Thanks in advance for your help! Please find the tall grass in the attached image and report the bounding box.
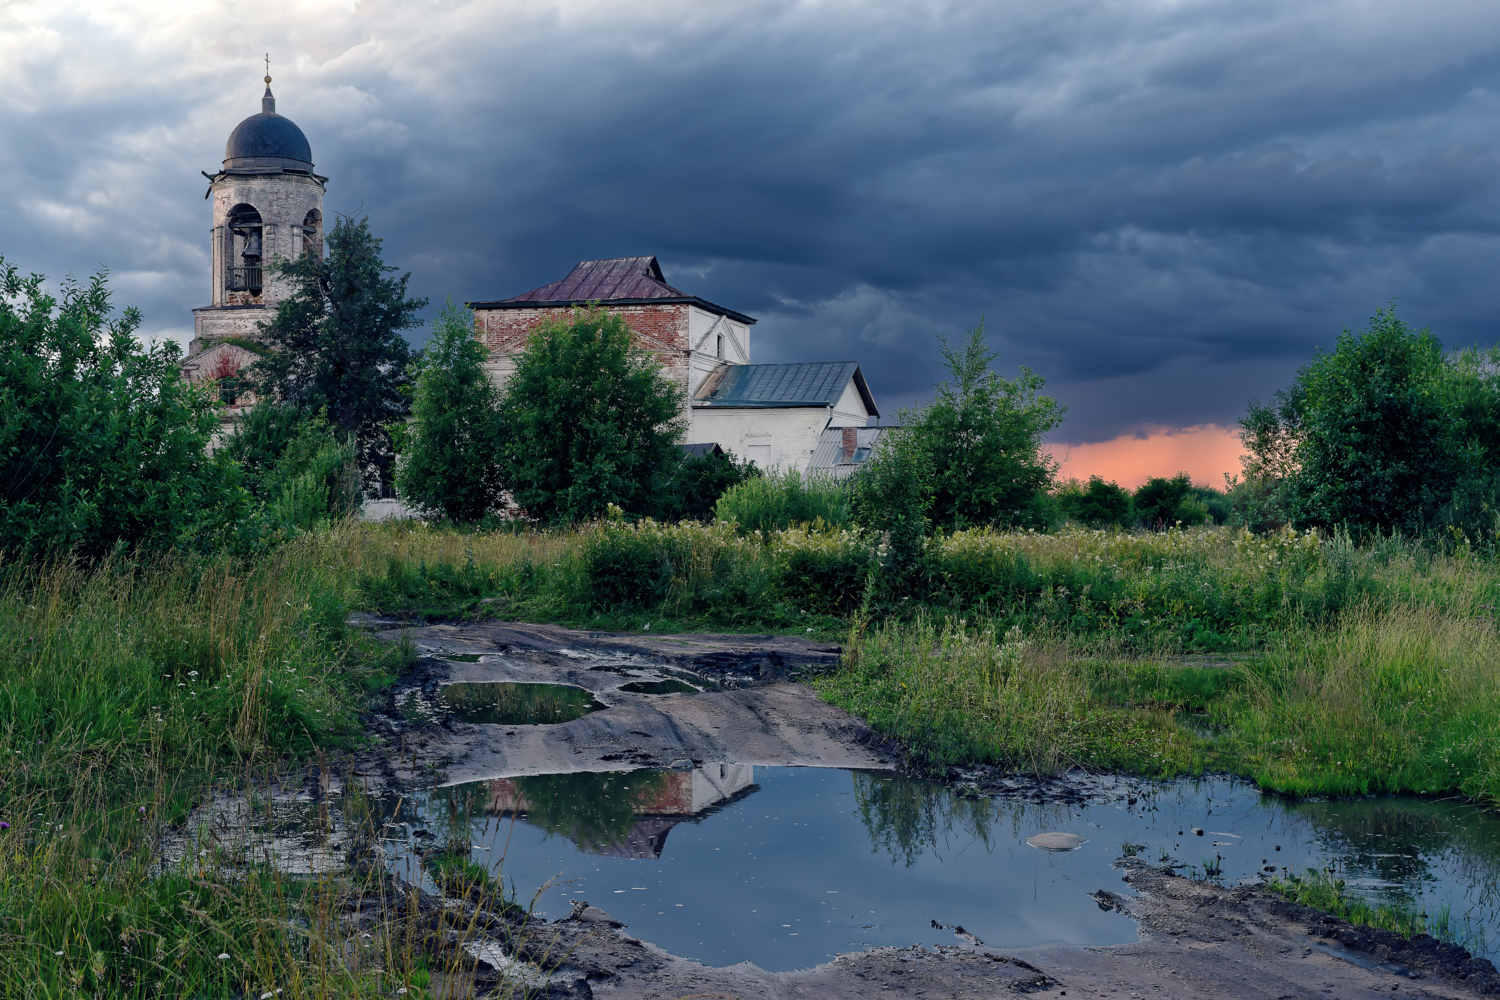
[0,544,537,997]
[818,600,1500,802]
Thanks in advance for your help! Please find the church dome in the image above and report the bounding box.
[221,81,314,169]
[225,113,312,164]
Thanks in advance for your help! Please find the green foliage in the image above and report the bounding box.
[852,427,932,586]
[0,258,255,558]
[1264,870,1428,938]
[223,406,360,532]
[651,448,759,522]
[1135,472,1206,528]
[1238,306,1500,537]
[499,308,686,524]
[773,526,878,615]
[394,298,506,521]
[902,321,1064,531]
[510,771,670,852]
[252,216,426,494]
[714,467,849,534]
[1056,476,1134,527]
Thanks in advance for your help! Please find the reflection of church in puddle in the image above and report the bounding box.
[485,765,755,859]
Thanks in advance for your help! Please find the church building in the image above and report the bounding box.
[469,257,882,473]
[182,77,887,477]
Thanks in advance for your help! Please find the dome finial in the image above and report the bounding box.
[262,54,275,114]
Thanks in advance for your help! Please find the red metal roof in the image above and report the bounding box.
[505,256,686,303]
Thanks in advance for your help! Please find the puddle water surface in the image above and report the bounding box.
[373,768,1500,971]
[436,682,606,726]
[617,679,699,695]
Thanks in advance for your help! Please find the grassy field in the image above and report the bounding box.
[4,518,1498,994]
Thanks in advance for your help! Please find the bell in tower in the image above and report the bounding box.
[188,69,328,357]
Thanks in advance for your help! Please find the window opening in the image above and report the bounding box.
[302,208,322,259]
[226,204,263,293]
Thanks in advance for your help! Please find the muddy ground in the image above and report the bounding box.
[349,618,1500,999]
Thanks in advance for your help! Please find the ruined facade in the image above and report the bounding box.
[469,257,880,472]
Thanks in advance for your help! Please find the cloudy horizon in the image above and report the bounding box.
[3,0,1498,485]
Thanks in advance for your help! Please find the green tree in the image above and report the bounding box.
[0,259,254,556]
[652,448,759,523]
[1057,475,1133,527]
[853,427,933,587]
[498,308,686,524]
[393,299,506,522]
[252,216,426,495]
[1238,306,1494,534]
[1134,472,1206,528]
[905,321,1064,531]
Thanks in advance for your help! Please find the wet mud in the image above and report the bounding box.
[357,619,892,786]
[333,619,1500,998]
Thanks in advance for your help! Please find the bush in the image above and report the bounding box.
[651,448,759,522]
[394,298,506,521]
[1056,475,1133,527]
[1134,472,1203,529]
[582,521,681,608]
[0,259,256,557]
[772,526,877,615]
[223,406,360,532]
[715,468,850,534]
[852,427,932,590]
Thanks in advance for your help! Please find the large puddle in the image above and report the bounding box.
[369,767,1500,971]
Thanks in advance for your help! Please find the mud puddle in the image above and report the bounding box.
[353,767,1500,971]
[437,682,606,725]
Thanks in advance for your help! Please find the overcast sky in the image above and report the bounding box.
[3,0,1499,452]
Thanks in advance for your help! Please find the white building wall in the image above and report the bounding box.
[689,406,834,472]
[830,380,872,426]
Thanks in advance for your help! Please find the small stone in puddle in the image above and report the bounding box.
[573,904,624,927]
[1026,832,1087,851]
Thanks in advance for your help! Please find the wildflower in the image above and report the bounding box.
[188,671,198,677]
[218,952,230,960]
[54,950,62,956]
[0,822,8,830]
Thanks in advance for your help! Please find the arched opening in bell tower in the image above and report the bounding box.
[227,203,264,294]
[302,209,323,259]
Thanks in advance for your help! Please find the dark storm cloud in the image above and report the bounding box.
[4,0,1500,440]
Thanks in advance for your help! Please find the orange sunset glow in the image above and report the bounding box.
[1046,424,1245,491]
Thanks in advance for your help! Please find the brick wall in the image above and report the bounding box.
[475,302,695,395]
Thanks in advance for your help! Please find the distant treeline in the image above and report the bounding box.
[6,214,1499,560]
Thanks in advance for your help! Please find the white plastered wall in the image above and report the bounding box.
[689,406,833,472]
[829,379,872,427]
[686,306,749,396]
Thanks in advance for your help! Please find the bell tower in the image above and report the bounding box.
[189,69,328,356]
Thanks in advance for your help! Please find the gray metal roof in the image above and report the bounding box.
[467,256,757,325]
[693,362,878,416]
[807,426,896,481]
[680,442,725,460]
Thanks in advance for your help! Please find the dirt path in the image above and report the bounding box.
[366,619,893,784]
[360,620,1499,999]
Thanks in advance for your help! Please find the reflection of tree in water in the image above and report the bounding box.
[428,782,494,854]
[439,682,603,725]
[513,771,669,853]
[854,772,1033,867]
[1289,797,1500,915]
